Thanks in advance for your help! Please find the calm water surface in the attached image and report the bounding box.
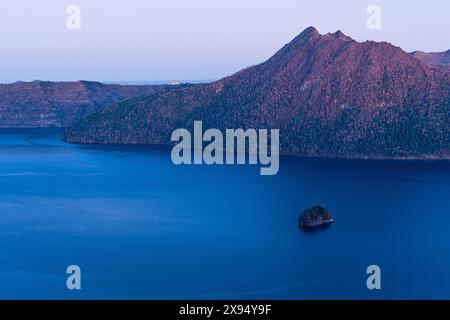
[0,129,449,299]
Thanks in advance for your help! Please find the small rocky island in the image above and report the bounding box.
[298,206,334,230]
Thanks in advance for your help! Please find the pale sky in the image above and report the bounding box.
[0,0,448,83]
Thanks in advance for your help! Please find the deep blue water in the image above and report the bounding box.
[0,128,449,299]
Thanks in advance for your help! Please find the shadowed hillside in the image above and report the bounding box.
[0,81,189,127]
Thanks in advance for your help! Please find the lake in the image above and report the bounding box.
[0,128,449,299]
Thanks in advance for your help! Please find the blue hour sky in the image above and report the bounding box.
[0,0,448,83]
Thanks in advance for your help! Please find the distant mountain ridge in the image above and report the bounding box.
[411,50,450,65]
[0,81,188,128]
[62,27,450,159]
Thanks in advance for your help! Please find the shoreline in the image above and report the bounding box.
[1,127,448,162]
[63,139,450,162]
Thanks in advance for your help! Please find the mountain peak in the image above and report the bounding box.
[333,30,352,40]
[295,27,355,44]
[321,30,353,41]
[63,28,450,160]
[272,26,321,58]
[299,26,319,38]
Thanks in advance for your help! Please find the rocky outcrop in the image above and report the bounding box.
[63,27,450,159]
[298,206,334,230]
[0,80,188,128]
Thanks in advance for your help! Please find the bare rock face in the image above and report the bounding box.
[298,206,334,230]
